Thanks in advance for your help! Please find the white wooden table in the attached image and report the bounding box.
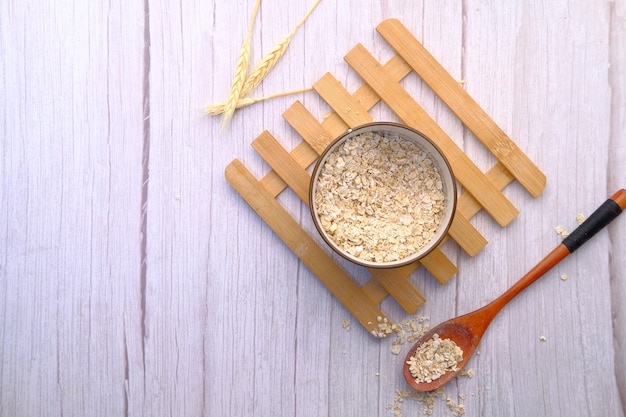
[2,1,625,416]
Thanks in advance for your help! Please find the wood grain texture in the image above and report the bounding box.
[1,1,625,417]
[252,131,311,203]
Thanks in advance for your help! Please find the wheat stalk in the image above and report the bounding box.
[205,87,313,116]
[209,0,321,124]
[239,0,321,98]
[220,0,261,128]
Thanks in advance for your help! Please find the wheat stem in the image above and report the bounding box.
[220,0,261,128]
[206,87,313,116]
[240,0,321,98]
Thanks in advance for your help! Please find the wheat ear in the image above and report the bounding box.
[239,0,321,98]
[205,87,313,116]
[220,0,261,128]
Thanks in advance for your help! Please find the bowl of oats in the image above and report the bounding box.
[309,122,456,269]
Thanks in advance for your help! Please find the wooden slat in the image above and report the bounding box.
[419,247,458,285]
[361,263,413,303]
[345,43,520,227]
[225,160,387,334]
[448,213,488,257]
[282,101,333,155]
[361,273,393,304]
[459,162,516,217]
[258,141,318,198]
[316,53,414,138]
[377,19,546,198]
[252,131,311,204]
[313,73,374,126]
[369,269,425,314]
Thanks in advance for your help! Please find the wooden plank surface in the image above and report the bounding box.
[252,131,312,204]
[1,1,625,416]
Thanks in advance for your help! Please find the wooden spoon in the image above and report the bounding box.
[404,189,626,391]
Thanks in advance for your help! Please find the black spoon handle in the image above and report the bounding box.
[562,189,626,253]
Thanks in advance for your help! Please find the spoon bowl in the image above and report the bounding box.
[403,189,626,391]
[403,321,476,391]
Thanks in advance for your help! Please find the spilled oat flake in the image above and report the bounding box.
[554,225,569,238]
[387,387,468,416]
[341,319,351,330]
[373,315,473,416]
[555,213,587,239]
[338,314,473,415]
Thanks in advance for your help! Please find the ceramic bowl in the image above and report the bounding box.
[309,122,457,269]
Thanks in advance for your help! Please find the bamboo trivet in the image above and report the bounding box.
[225,19,546,337]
